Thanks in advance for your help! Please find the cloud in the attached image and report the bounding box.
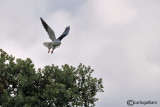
[72,0,160,106]
[0,0,160,107]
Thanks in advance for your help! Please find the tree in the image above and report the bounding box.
[0,49,104,107]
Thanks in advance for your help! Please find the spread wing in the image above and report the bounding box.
[57,26,70,41]
[40,17,56,41]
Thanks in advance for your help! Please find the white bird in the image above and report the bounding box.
[40,17,70,54]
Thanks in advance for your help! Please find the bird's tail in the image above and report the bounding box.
[43,42,52,48]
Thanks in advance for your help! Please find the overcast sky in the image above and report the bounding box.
[1,0,160,106]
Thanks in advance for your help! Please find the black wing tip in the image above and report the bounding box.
[40,17,44,22]
[40,17,49,31]
[67,26,70,28]
[66,26,70,30]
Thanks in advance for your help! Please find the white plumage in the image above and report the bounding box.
[40,17,70,54]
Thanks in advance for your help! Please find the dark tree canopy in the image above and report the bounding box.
[0,49,104,107]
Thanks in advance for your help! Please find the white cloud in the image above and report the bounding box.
[0,0,160,107]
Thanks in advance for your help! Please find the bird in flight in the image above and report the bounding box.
[40,17,70,54]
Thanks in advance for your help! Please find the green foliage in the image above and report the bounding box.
[0,49,104,107]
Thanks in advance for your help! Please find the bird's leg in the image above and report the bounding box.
[48,49,50,53]
[51,47,55,54]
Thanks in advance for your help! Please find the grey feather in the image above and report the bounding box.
[40,17,56,41]
[57,26,70,41]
